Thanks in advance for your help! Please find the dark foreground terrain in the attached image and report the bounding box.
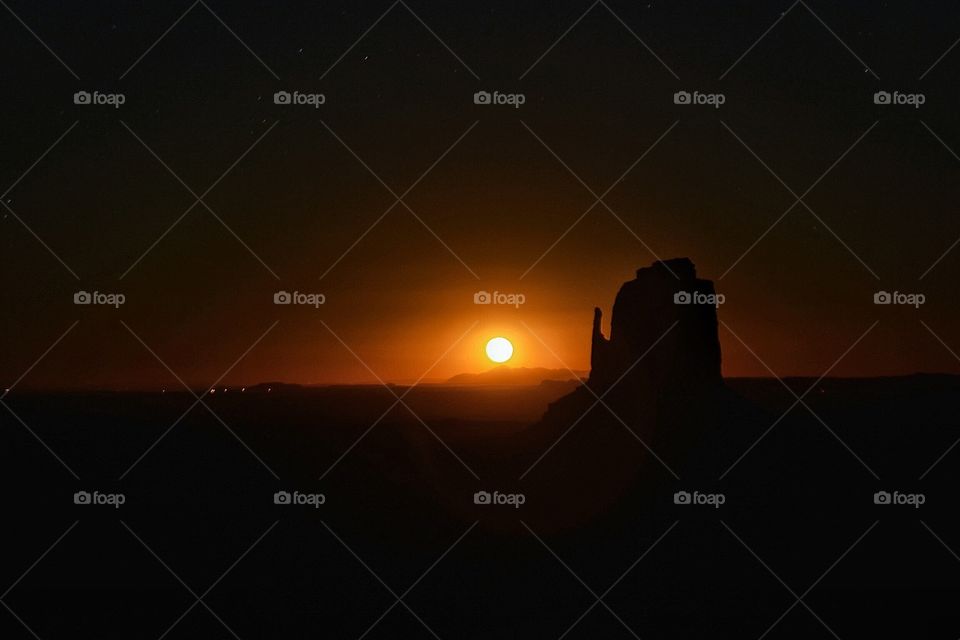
[2,375,959,638]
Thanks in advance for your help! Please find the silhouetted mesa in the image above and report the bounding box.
[590,258,722,395]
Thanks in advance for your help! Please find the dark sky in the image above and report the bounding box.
[2,0,960,388]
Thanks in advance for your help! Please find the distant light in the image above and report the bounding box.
[210,388,216,394]
[241,387,246,392]
[485,337,514,363]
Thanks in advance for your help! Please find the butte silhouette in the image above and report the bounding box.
[543,258,725,427]
[521,258,748,489]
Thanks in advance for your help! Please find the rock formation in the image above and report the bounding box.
[538,257,724,438]
[589,258,722,396]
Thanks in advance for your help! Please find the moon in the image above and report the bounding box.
[485,337,513,363]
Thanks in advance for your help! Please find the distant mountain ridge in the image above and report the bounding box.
[445,366,586,386]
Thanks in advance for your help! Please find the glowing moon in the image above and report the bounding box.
[485,337,513,363]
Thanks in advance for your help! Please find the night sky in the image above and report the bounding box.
[3,0,960,388]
